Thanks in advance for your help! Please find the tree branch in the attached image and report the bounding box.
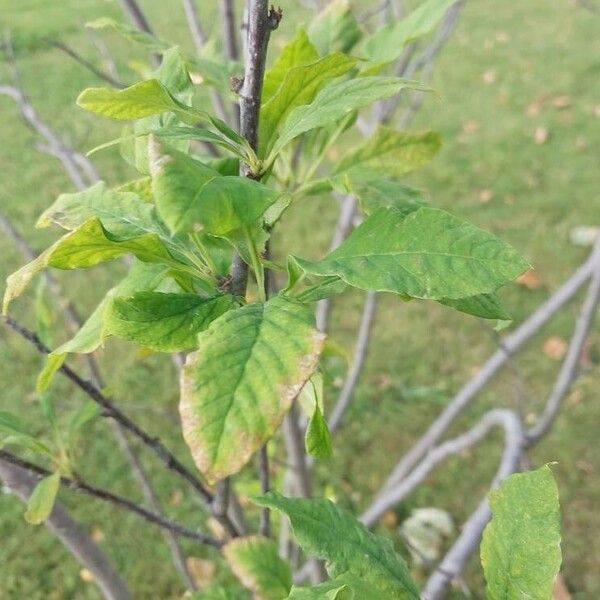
[221,0,241,61]
[181,0,232,125]
[0,457,131,600]
[50,40,125,88]
[421,412,524,599]
[328,292,379,434]
[258,444,271,536]
[3,316,216,506]
[0,450,223,548]
[0,212,195,590]
[229,0,280,293]
[527,238,600,444]
[360,409,524,528]
[375,247,598,495]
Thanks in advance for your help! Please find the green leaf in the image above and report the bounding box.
[105,292,238,352]
[153,125,244,156]
[307,0,362,56]
[481,465,562,600]
[288,574,373,599]
[36,354,66,393]
[37,181,162,238]
[54,262,172,355]
[3,218,179,314]
[0,412,52,455]
[363,0,459,64]
[77,79,202,123]
[263,30,320,102]
[86,17,171,54]
[150,139,279,235]
[294,207,529,300]
[180,297,324,483]
[347,176,425,216]
[67,401,101,442]
[271,77,429,156]
[117,177,154,202]
[254,493,419,599]
[333,129,441,180]
[260,53,358,156]
[439,293,511,320]
[24,473,61,525]
[0,411,28,436]
[305,404,333,459]
[223,536,293,600]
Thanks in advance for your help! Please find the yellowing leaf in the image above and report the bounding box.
[24,473,61,525]
[223,536,292,600]
[180,297,324,483]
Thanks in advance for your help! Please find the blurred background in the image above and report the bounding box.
[1,0,599,597]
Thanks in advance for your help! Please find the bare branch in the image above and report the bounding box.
[0,457,131,600]
[0,35,99,191]
[360,409,524,528]
[119,0,160,66]
[376,248,598,495]
[315,194,359,331]
[88,29,123,85]
[421,413,523,599]
[3,316,216,506]
[221,0,241,61]
[258,445,271,536]
[50,40,125,88]
[382,1,465,126]
[527,239,600,444]
[328,292,379,434]
[181,0,232,124]
[182,0,207,48]
[0,450,222,548]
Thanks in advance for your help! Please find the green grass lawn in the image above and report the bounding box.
[1,1,599,598]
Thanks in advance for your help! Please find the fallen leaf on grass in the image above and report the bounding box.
[186,557,216,589]
[534,126,550,144]
[543,336,568,360]
[517,270,542,290]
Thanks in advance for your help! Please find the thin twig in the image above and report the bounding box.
[315,194,359,332]
[50,39,125,88]
[3,316,216,506]
[221,0,241,61]
[258,445,271,536]
[0,450,223,548]
[119,0,160,66]
[88,29,123,85]
[0,458,132,600]
[181,0,231,124]
[0,85,92,190]
[328,292,379,434]
[360,410,524,528]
